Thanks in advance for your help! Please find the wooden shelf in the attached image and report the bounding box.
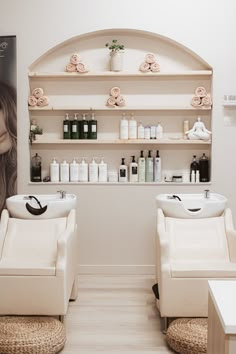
[31,138,211,145]
[28,181,211,186]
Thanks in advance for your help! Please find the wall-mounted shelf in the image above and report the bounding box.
[28,181,212,186]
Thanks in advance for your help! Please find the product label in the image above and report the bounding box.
[72,125,77,133]
[92,125,97,133]
[64,125,68,133]
[84,124,88,133]
[132,166,138,175]
[120,169,126,177]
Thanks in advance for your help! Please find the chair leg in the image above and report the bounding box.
[59,315,65,323]
[161,317,170,334]
[70,277,78,301]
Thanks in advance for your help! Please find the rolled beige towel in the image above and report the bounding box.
[191,96,203,107]
[116,95,125,107]
[76,62,89,73]
[202,94,212,107]
[139,62,150,73]
[37,96,49,107]
[66,63,77,72]
[150,62,160,72]
[110,86,121,98]
[195,86,207,98]
[28,95,38,107]
[145,53,156,64]
[32,87,44,98]
[70,53,80,65]
[106,96,116,107]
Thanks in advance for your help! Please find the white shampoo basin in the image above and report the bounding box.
[6,193,77,219]
[156,193,227,218]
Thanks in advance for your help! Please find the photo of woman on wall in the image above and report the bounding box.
[0,80,17,214]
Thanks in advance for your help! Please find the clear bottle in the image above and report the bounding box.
[137,122,145,139]
[145,150,154,182]
[154,150,162,182]
[183,120,189,139]
[156,122,163,139]
[71,113,79,139]
[128,113,137,139]
[50,157,59,182]
[79,157,88,182]
[80,113,89,139]
[119,158,128,182]
[120,113,128,140]
[31,153,42,182]
[129,156,138,182]
[144,126,151,139]
[190,155,199,182]
[138,150,146,183]
[63,113,71,139]
[89,112,97,139]
[60,160,69,182]
[98,157,108,182]
[89,157,99,182]
[70,158,79,182]
[150,126,156,139]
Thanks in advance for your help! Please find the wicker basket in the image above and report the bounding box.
[0,316,66,354]
[166,318,208,354]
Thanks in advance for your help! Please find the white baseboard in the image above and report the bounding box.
[78,264,155,275]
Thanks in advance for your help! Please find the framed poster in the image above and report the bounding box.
[0,36,17,214]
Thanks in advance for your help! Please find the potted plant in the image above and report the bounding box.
[105,39,124,72]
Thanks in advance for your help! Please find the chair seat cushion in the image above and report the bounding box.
[0,260,55,276]
[171,261,236,278]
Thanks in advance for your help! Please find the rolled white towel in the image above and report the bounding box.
[70,53,80,65]
[37,96,49,107]
[32,87,44,99]
[139,62,150,73]
[65,63,77,72]
[116,95,125,107]
[76,62,89,73]
[191,96,203,107]
[202,94,212,107]
[28,95,38,107]
[195,86,207,98]
[145,53,156,64]
[150,62,160,72]
[106,96,116,107]
[110,86,121,98]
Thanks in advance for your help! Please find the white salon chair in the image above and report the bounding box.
[0,208,78,316]
[156,208,236,322]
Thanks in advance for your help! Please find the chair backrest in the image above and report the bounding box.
[165,216,230,262]
[2,217,67,263]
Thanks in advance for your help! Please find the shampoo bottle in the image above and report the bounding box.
[128,113,137,139]
[63,113,71,139]
[199,153,209,182]
[145,150,154,182]
[89,112,97,139]
[129,156,138,182]
[120,113,128,140]
[31,153,42,182]
[71,113,79,139]
[119,158,128,182]
[89,157,99,182]
[154,150,162,182]
[156,122,163,139]
[98,157,108,182]
[60,160,69,182]
[190,155,199,182]
[138,150,146,183]
[138,122,145,139]
[70,158,79,182]
[80,113,89,139]
[79,157,88,182]
[50,157,59,182]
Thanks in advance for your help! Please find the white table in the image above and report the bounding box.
[208,280,236,354]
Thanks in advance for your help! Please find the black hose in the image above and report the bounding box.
[28,195,43,209]
[172,195,182,201]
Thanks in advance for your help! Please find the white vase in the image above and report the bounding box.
[110,51,124,72]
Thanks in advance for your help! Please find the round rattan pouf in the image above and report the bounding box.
[166,318,208,354]
[0,316,66,354]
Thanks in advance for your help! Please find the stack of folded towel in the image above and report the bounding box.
[139,53,160,73]
[191,86,212,108]
[65,53,89,73]
[28,88,49,107]
[106,86,125,107]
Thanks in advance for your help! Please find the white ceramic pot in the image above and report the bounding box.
[110,51,124,72]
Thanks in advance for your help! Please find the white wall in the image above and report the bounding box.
[1,0,235,274]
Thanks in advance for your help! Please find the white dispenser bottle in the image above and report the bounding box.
[120,113,128,140]
[138,150,146,182]
[156,122,163,139]
[79,157,88,182]
[60,160,69,182]
[98,157,108,182]
[129,155,138,182]
[154,150,162,182]
[89,157,99,182]
[70,158,79,182]
[50,158,59,182]
[128,113,137,139]
[138,122,145,139]
[119,158,128,182]
[145,150,154,182]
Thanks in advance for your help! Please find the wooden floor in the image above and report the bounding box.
[62,275,173,353]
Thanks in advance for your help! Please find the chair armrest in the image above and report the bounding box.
[156,208,170,262]
[0,209,9,259]
[225,208,236,262]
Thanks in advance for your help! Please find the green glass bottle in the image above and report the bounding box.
[88,112,97,139]
[63,113,71,139]
[80,113,89,139]
[71,113,79,139]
